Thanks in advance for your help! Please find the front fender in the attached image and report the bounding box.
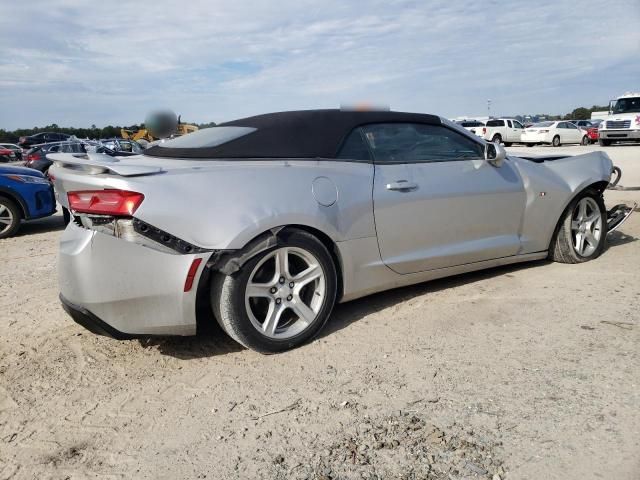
[510,151,612,254]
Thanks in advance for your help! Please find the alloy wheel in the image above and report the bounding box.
[571,197,602,257]
[0,204,14,235]
[244,247,326,339]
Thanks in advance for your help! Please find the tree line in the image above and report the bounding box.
[0,121,217,144]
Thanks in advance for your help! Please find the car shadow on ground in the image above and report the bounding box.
[16,214,66,236]
[143,229,637,360]
[605,229,637,249]
[321,261,547,340]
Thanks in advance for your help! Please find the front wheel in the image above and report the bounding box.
[581,135,589,146]
[211,229,337,353]
[550,191,606,263]
[0,197,21,239]
[552,135,561,147]
[598,138,612,146]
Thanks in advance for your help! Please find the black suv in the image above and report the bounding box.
[18,132,71,148]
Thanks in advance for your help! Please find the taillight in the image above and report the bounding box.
[26,153,39,162]
[539,129,549,133]
[67,190,144,216]
[482,127,486,134]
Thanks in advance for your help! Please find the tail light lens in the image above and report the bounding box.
[26,153,39,162]
[68,190,144,216]
[482,127,486,134]
[539,129,549,133]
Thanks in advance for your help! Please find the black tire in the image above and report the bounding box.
[492,134,502,144]
[581,135,589,146]
[0,196,21,239]
[598,138,612,146]
[549,189,606,264]
[552,135,561,147]
[211,229,338,353]
[504,142,513,147]
[526,143,535,147]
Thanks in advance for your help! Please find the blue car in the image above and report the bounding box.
[0,164,57,238]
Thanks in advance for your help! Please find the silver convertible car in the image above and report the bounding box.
[49,110,630,353]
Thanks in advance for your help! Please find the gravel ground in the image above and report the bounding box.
[0,145,639,480]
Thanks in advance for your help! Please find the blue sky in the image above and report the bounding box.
[0,0,638,129]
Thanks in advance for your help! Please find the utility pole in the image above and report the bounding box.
[487,99,492,119]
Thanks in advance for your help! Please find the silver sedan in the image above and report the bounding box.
[49,110,625,353]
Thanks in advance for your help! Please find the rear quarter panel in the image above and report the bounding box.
[55,158,376,250]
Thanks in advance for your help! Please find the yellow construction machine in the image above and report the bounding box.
[121,111,198,142]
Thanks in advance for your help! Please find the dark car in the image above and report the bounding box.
[24,142,86,174]
[0,164,56,238]
[18,132,71,148]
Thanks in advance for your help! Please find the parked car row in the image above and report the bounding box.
[455,118,602,147]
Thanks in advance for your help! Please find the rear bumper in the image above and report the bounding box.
[60,294,136,339]
[520,134,550,144]
[59,222,208,336]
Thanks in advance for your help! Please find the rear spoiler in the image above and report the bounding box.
[47,152,163,177]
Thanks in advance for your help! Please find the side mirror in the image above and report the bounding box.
[485,142,506,167]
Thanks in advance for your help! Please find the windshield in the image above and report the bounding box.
[613,97,640,114]
[531,121,554,128]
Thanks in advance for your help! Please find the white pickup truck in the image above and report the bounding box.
[598,92,640,146]
[483,118,525,146]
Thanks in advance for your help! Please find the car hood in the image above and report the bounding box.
[0,164,46,177]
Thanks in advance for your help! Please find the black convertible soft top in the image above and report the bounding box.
[145,109,442,159]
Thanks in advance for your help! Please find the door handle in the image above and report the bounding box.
[386,180,418,191]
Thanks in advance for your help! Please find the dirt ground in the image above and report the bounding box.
[1,145,638,480]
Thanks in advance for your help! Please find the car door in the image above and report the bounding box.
[365,123,526,274]
[565,122,582,143]
[555,122,568,142]
[511,120,524,142]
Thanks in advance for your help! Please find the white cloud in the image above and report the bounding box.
[0,0,638,128]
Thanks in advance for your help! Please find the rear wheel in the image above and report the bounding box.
[0,197,21,239]
[211,229,337,353]
[552,135,561,147]
[598,138,612,146]
[581,135,589,146]
[550,190,606,264]
[492,134,502,144]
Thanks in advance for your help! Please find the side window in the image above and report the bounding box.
[557,122,566,129]
[336,129,372,161]
[513,120,524,129]
[48,145,60,153]
[507,120,512,128]
[360,123,485,164]
[567,123,578,130]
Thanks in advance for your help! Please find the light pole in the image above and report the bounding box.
[487,99,492,119]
